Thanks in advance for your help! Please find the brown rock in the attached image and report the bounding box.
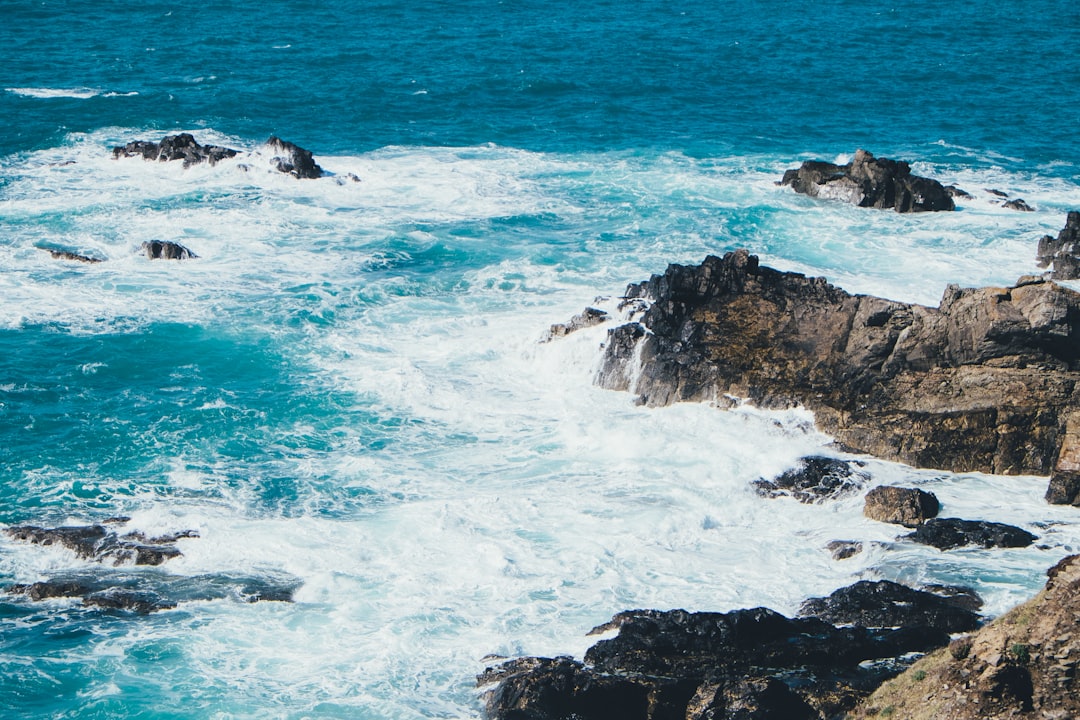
[863,486,940,527]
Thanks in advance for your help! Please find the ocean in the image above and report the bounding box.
[2,1,1080,717]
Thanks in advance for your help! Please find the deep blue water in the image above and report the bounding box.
[3,2,1080,718]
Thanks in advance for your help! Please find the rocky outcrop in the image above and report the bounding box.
[544,306,610,341]
[44,248,103,263]
[905,518,1037,550]
[849,554,1080,719]
[780,149,955,212]
[479,582,966,720]
[1037,211,1080,281]
[5,521,194,566]
[142,240,197,260]
[863,486,940,527]
[266,135,324,179]
[112,133,238,167]
[797,580,982,633]
[594,250,1080,505]
[753,456,868,503]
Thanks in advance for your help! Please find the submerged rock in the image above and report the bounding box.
[593,249,1080,505]
[142,240,197,260]
[753,455,868,503]
[863,485,940,527]
[44,248,103,263]
[825,539,864,560]
[905,517,1037,550]
[5,522,194,566]
[1037,210,1080,281]
[849,555,1080,719]
[780,149,955,212]
[1003,197,1034,212]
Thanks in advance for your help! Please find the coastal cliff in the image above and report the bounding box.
[595,250,1080,505]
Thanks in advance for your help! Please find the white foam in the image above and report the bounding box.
[5,87,136,99]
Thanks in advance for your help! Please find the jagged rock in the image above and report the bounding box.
[481,601,957,720]
[266,136,323,179]
[544,306,609,341]
[753,456,868,503]
[112,133,238,167]
[1003,198,1034,212]
[905,517,1037,550]
[780,149,955,212]
[826,540,863,560]
[849,554,1080,719]
[1037,211,1080,281]
[798,580,982,633]
[863,485,940,527]
[5,522,193,566]
[594,249,1080,505]
[142,240,197,260]
[45,248,103,263]
[922,583,985,612]
[945,184,973,199]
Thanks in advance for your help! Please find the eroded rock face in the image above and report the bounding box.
[780,149,955,212]
[1037,211,1080,280]
[479,597,959,720]
[905,517,1037,550]
[850,555,1080,720]
[863,485,940,527]
[593,250,1080,504]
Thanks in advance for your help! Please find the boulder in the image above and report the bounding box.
[266,136,324,179]
[753,456,868,503]
[1003,198,1034,212]
[591,250,1080,505]
[797,580,982,633]
[1037,211,1080,281]
[849,555,1080,719]
[544,306,609,341]
[5,522,194,566]
[112,132,238,167]
[904,518,1037,550]
[142,240,197,260]
[780,149,955,212]
[863,485,939,527]
[825,540,864,560]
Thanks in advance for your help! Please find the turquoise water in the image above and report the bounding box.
[3,2,1080,718]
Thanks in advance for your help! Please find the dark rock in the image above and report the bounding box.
[945,185,973,199]
[594,249,1080,504]
[112,133,238,168]
[481,603,955,720]
[5,522,192,566]
[266,136,324,179]
[826,540,864,560]
[863,485,940,527]
[798,580,982,633]
[753,456,868,503]
[544,306,610,341]
[142,240,197,260]
[986,188,1011,198]
[83,588,177,614]
[921,584,985,612]
[45,249,103,263]
[8,579,92,601]
[1003,198,1034,212]
[1037,211,1080,281]
[780,149,955,212]
[904,517,1037,550]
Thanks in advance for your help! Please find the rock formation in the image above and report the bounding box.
[1037,211,1080,280]
[797,580,983,633]
[142,240,197,260]
[753,455,868,503]
[44,248,103,263]
[863,486,940,527]
[593,250,1080,505]
[905,518,1037,550]
[266,135,324,179]
[849,554,1080,719]
[5,521,194,566]
[780,149,955,212]
[479,580,974,720]
[112,132,238,167]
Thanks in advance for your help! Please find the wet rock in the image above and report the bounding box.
[798,580,983,633]
[945,184,973,199]
[904,517,1037,550]
[44,248,103,263]
[544,306,609,341]
[754,456,868,503]
[266,136,324,179]
[142,240,197,260]
[826,540,863,560]
[921,583,985,612]
[593,249,1080,505]
[863,485,940,527]
[481,604,955,720]
[112,132,238,167]
[5,522,192,566]
[1037,211,1080,281]
[780,149,955,212]
[1003,198,1034,212]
